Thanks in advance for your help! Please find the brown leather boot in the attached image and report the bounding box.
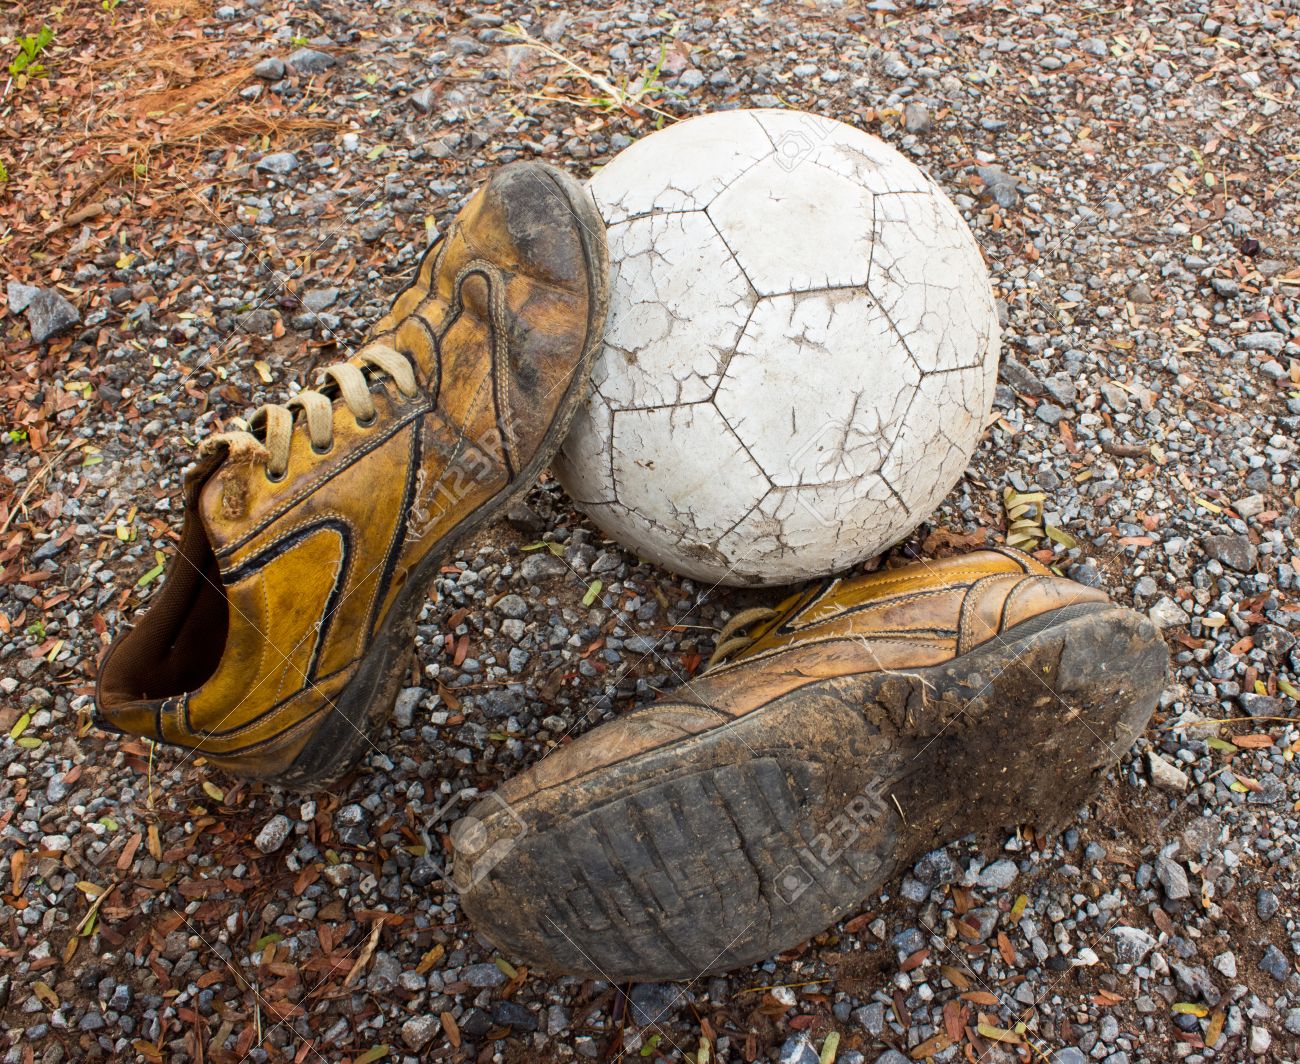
[96,162,609,787]
[452,548,1167,980]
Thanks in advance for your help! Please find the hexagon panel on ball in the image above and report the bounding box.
[556,109,1000,587]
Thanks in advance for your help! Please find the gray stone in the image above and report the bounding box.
[1259,945,1291,982]
[300,287,338,312]
[875,1052,910,1064]
[1044,376,1077,406]
[1155,853,1190,900]
[253,57,285,80]
[1100,381,1129,412]
[902,101,931,133]
[777,1034,819,1064]
[255,152,299,176]
[238,308,279,334]
[1283,1009,1300,1036]
[853,1001,885,1035]
[1254,625,1294,658]
[1111,926,1157,966]
[976,165,1019,205]
[1172,962,1219,1005]
[401,1015,439,1050]
[26,289,81,343]
[1147,753,1189,793]
[1238,331,1285,354]
[1233,493,1266,518]
[892,926,927,956]
[289,48,337,74]
[411,87,436,113]
[491,1001,537,1031]
[496,594,529,619]
[1000,356,1047,396]
[504,500,544,532]
[1035,402,1068,425]
[366,951,401,992]
[978,859,1019,890]
[463,962,507,988]
[1239,692,1285,719]
[1068,558,1102,587]
[7,280,40,312]
[909,848,958,889]
[962,907,999,943]
[393,687,423,728]
[254,814,292,854]
[1052,1050,1087,1064]
[334,803,369,847]
[1202,534,1257,572]
[1148,596,1189,629]
[629,983,682,1026]
[1257,888,1280,920]
[520,552,568,582]
[900,875,929,902]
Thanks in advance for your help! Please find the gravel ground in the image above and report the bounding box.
[2,0,1299,1062]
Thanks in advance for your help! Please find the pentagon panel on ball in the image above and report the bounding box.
[557,109,1000,587]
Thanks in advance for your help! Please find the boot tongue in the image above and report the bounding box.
[184,440,259,565]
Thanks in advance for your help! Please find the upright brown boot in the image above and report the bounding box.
[453,548,1167,980]
[97,162,609,787]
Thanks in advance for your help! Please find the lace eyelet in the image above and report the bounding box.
[265,467,287,484]
[311,439,334,456]
[355,411,378,428]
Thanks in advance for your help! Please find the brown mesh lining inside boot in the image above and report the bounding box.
[98,509,229,707]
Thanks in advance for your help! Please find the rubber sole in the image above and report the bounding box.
[455,604,1168,980]
[271,166,610,790]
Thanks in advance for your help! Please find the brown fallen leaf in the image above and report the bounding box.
[441,1010,460,1048]
[940,964,971,990]
[344,918,386,987]
[942,999,965,1042]
[910,1032,951,1059]
[923,527,990,554]
[996,931,1018,967]
[1206,1007,1225,1047]
[1232,733,1274,749]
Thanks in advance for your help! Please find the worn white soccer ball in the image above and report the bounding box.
[557,109,1000,586]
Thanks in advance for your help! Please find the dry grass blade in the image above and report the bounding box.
[501,23,680,121]
[2,1,335,267]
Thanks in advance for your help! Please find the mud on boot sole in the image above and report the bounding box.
[455,603,1168,981]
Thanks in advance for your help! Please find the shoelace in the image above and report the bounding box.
[204,344,419,480]
[706,605,779,670]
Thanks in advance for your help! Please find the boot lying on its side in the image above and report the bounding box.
[453,547,1167,981]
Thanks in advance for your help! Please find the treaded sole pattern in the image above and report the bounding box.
[456,605,1168,980]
